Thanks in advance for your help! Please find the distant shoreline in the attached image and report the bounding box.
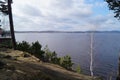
[15,31,120,33]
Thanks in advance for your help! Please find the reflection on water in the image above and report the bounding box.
[15,33,119,80]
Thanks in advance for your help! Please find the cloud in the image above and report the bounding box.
[11,0,120,31]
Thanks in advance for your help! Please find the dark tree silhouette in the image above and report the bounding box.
[105,0,120,20]
[0,0,16,49]
[0,0,8,15]
[8,0,16,49]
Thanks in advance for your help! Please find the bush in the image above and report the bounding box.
[43,46,59,64]
[43,45,52,62]
[51,51,60,64]
[30,41,44,60]
[43,46,73,69]
[76,65,82,74]
[16,41,30,52]
[16,41,44,60]
[59,55,73,70]
[0,39,12,48]
[16,41,74,70]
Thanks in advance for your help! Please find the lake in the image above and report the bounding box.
[15,32,119,80]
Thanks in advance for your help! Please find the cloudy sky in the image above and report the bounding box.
[11,0,120,31]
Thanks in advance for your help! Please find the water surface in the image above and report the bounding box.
[15,33,119,80]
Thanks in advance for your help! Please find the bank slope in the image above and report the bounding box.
[0,49,100,80]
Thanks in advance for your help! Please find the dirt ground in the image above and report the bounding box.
[0,49,100,80]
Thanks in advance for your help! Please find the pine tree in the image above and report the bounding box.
[105,0,120,20]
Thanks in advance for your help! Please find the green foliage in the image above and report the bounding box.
[76,65,82,74]
[105,0,120,20]
[59,55,73,70]
[43,45,52,62]
[16,41,74,70]
[16,41,44,60]
[0,39,12,48]
[0,0,9,15]
[16,41,30,52]
[51,51,60,64]
[43,45,60,64]
[43,45,73,69]
[30,41,44,59]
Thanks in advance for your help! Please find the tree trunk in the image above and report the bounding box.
[8,0,16,49]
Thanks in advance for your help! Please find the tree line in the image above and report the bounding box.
[16,41,74,70]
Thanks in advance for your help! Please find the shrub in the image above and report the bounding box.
[76,65,82,74]
[43,45,52,62]
[16,41,74,70]
[43,46,74,69]
[16,41,30,52]
[51,51,60,64]
[43,45,59,63]
[59,55,73,70]
[0,40,12,48]
[30,41,44,60]
[16,41,44,60]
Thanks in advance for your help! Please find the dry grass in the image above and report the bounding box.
[0,49,100,80]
